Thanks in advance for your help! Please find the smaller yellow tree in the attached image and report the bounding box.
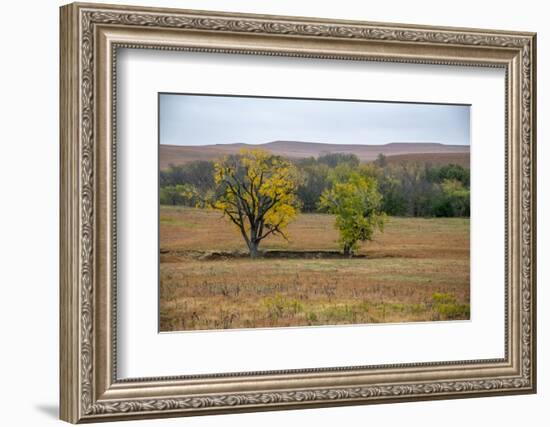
[212,149,300,258]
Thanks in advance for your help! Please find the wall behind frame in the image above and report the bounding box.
[0,0,545,426]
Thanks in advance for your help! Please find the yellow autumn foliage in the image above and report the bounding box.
[212,149,301,256]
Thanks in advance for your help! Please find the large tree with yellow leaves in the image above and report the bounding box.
[212,150,301,258]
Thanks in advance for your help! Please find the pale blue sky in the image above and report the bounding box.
[159,93,470,146]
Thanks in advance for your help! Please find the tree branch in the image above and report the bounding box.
[223,208,251,248]
[258,219,288,242]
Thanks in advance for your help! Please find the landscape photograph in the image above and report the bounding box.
[158,93,471,332]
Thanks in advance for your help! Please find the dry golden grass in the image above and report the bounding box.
[160,206,470,331]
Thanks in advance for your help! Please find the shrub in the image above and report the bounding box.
[431,292,470,320]
[262,294,303,319]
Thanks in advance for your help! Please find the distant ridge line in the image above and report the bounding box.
[160,140,470,169]
[166,140,467,149]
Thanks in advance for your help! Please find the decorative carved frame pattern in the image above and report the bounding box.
[60,2,536,423]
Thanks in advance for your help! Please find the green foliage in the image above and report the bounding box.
[431,292,470,320]
[160,161,215,207]
[296,162,330,212]
[159,151,470,219]
[432,179,470,217]
[374,153,388,167]
[376,162,470,217]
[378,174,407,215]
[319,171,386,255]
[432,292,456,305]
[159,184,205,207]
[317,153,360,168]
[427,164,470,187]
[262,294,303,319]
[306,312,318,324]
[294,154,360,212]
[160,161,215,191]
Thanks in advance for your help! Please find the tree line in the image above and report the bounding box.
[160,152,470,218]
[160,150,469,257]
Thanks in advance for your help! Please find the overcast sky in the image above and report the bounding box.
[159,94,470,146]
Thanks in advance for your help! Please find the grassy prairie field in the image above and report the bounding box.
[160,206,470,331]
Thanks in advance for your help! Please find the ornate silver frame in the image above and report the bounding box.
[60,2,537,423]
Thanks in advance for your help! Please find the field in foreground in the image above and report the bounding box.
[160,207,470,331]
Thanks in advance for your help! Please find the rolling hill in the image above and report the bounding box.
[160,140,470,169]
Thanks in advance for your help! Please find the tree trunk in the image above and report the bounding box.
[343,244,353,258]
[248,241,260,259]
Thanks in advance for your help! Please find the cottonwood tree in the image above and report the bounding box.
[212,150,300,258]
[320,171,386,256]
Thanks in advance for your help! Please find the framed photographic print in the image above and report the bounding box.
[60,2,537,423]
